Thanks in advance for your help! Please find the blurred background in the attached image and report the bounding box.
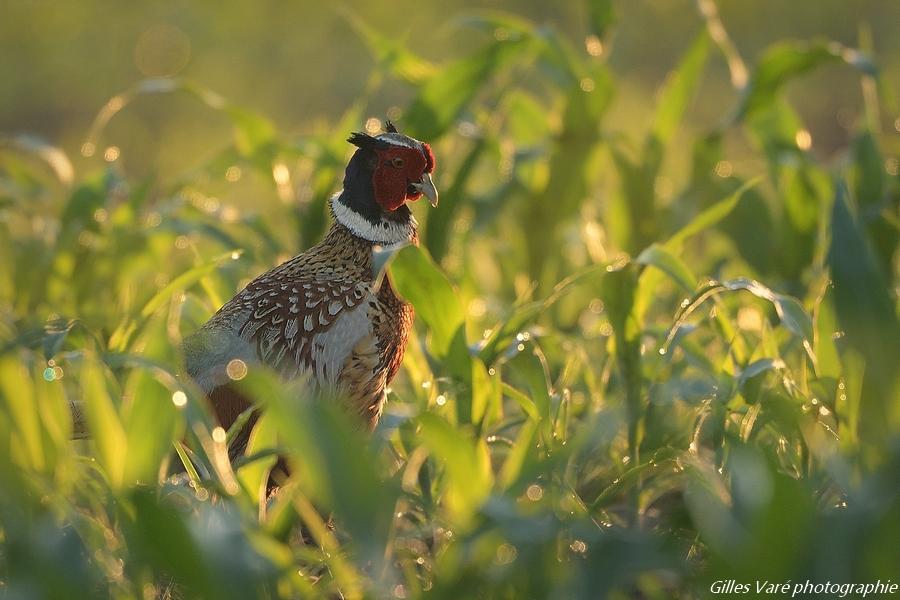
[3,0,898,176]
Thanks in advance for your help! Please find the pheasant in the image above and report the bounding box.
[184,122,437,449]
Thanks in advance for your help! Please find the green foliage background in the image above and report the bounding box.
[1,1,898,598]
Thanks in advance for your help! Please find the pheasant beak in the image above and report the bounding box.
[412,172,439,207]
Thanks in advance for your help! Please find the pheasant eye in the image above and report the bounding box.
[391,157,405,168]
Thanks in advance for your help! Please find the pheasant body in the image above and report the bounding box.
[184,124,437,439]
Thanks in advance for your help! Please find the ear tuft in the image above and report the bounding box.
[347,132,380,151]
[384,120,399,134]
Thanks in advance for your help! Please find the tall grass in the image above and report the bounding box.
[1,2,898,598]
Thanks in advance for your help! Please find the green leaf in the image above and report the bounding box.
[404,34,532,140]
[600,262,643,461]
[850,131,896,275]
[33,368,71,467]
[666,278,813,350]
[86,78,282,168]
[745,99,805,168]
[634,244,697,324]
[471,357,500,428]
[501,382,540,422]
[124,490,231,598]
[237,412,279,508]
[738,40,877,120]
[506,345,552,424]
[650,32,710,149]
[42,318,77,361]
[140,250,242,319]
[418,412,492,524]
[776,163,832,278]
[850,131,885,212]
[81,357,127,488]
[244,373,398,560]
[586,0,616,40]
[225,106,278,161]
[828,184,900,455]
[736,358,785,390]
[812,284,841,382]
[526,63,612,280]
[58,174,107,246]
[665,178,760,251]
[3,134,74,186]
[389,245,465,359]
[479,264,605,364]
[121,315,180,486]
[499,418,539,489]
[425,137,486,263]
[591,450,678,509]
[342,10,435,84]
[636,244,696,292]
[0,357,44,472]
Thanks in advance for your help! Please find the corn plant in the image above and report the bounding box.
[0,1,897,598]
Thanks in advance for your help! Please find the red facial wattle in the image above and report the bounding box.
[422,142,435,174]
[372,144,436,211]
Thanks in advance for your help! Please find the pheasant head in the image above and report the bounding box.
[334,122,438,244]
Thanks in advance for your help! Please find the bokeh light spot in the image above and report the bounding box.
[226,358,247,381]
[495,543,517,564]
[585,35,604,56]
[225,166,242,182]
[172,391,187,407]
[715,160,733,178]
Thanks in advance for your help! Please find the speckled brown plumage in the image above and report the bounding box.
[185,218,418,439]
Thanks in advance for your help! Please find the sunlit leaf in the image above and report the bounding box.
[0,356,44,472]
[121,315,181,486]
[526,62,612,279]
[636,244,696,292]
[418,412,492,524]
[404,33,534,140]
[499,418,539,489]
[738,40,877,120]
[389,245,465,359]
[1,134,74,186]
[140,250,242,319]
[244,372,399,561]
[664,277,813,354]
[237,412,278,510]
[665,177,760,251]
[342,10,436,84]
[634,244,697,323]
[650,32,710,149]
[80,357,127,488]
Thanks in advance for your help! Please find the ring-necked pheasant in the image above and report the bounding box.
[184,121,437,450]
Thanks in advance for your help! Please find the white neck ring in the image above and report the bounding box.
[331,193,417,244]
